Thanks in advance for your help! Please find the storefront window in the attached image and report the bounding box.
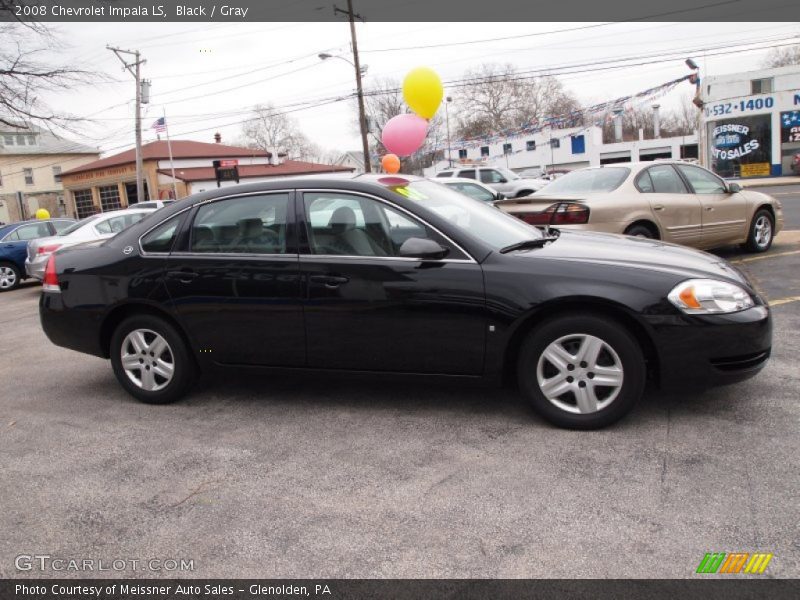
[780,111,800,176]
[709,114,771,178]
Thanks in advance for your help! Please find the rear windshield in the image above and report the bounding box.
[535,167,629,195]
[59,216,98,236]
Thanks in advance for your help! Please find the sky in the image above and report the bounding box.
[22,20,800,158]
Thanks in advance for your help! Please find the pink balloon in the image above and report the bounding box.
[381,113,428,157]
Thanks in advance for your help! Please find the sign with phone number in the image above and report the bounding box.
[705,97,775,117]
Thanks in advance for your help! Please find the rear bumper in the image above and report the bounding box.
[39,292,106,358]
[644,305,772,389]
[25,256,48,281]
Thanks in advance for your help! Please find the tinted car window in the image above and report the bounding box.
[449,182,495,202]
[635,170,655,193]
[191,194,289,254]
[95,213,148,235]
[52,220,75,233]
[141,215,184,253]
[304,192,445,258]
[648,165,688,194]
[12,222,51,241]
[435,171,453,178]
[480,169,506,184]
[458,169,476,180]
[537,168,629,195]
[676,164,727,194]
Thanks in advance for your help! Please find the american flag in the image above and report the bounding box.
[151,117,166,133]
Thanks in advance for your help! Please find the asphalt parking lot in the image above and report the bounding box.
[1,227,799,579]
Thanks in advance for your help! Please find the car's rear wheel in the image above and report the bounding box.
[517,314,646,429]
[744,209,774,253]
[624,223,657,239]
[0,262,21,292]
[110,314,197,404]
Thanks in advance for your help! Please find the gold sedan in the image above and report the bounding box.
[496,161,784,252]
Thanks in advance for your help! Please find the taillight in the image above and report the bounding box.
[37,244,62,256]
[516,202,590,226]
[43,255,60,293]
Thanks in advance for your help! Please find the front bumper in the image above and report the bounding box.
[25,255,48,281]
[644,305,772,389]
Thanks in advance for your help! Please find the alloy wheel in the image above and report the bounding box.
[536,333,624,414]
[0,266,17,290]
[754,215,772,249]
[120,328,175,392]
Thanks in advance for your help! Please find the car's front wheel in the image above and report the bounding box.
[0,262,21,292]
[744,209,774,253]
[517,314,646,429]
[110,314,197,404]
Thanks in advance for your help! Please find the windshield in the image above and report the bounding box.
[383,179,541,249]
[497,167,520,181]
[58,216,97,236]
[536,167,629,195]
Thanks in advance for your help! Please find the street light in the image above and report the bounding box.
[319,52,371,172]
[686,57,704,166]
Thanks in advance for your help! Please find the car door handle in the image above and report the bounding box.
[653,205,664,211]
[309,274,350,288]
[166,269,199,283]
[705,206,714,211]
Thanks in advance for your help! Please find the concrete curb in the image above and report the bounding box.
[738,177,800,188]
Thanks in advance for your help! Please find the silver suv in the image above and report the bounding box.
[435,166,547,197]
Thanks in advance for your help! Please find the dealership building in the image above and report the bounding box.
[701,64,800,178]
[60,138,353,219]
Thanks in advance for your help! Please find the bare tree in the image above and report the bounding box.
[762,44,800,68]
[663,92,699,137]
[0,21,93,130]
[241,103,310,159]
[454,63,582,139]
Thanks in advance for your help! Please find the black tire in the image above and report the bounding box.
[743,209,774,253]
[110,314,197,404]
[0,261,22,292]
[624,223,658,239]
[515,189,534,198]
[517,314,646,429]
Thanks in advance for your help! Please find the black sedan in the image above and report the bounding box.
[39,175,772,429]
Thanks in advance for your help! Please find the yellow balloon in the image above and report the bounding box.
[403,67,443,120]
[35,208,51,220]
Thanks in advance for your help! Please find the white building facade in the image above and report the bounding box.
[701,64,800,178]
[425,125,698,177]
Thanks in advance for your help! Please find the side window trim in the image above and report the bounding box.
[138,206,193,256]
[297,189,475,263]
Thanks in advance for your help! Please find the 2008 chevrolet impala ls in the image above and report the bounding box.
[39,175,771,429]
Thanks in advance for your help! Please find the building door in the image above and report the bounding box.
[125,181,150,205]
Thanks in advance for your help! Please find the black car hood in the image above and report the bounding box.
[514,229,748,285]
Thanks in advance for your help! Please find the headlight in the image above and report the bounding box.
[668,279,754,314]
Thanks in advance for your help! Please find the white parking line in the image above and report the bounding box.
[770,296,800,307]
[731,249,800,264]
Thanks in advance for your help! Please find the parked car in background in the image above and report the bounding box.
[435,177,505,202]
[519,168,570,181]
[133,200,175,209]
[0,218,75,292]
[25,208,156,281]
[435,165,548,197]
[496,161,784,253]
[40,175,771,429]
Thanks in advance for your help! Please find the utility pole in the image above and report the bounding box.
[334,1,371,173]
[445,96,453,167]
[108,46,146,203]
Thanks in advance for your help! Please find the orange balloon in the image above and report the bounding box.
[381,153,401,174]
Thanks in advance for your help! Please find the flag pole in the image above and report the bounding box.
[163,108,179,200]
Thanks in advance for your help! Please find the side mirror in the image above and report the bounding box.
[727,182,742,193]
[498,177,507,183]
[398,237,449,260]
[495,192,505,200]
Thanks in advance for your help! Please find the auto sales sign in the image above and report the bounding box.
[711,124,760,160]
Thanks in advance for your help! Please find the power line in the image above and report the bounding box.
[359,0,742,53]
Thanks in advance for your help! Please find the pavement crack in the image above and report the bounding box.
[170,479,223,508]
